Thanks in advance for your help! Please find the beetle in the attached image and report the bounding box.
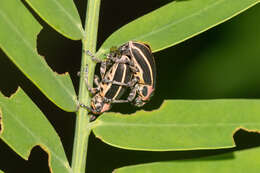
[121,41,156,106]
[80,59,132,115]
[85,41,156,107]
[103,41,156,107]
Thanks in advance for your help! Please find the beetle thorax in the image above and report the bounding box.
[91,94,111,114]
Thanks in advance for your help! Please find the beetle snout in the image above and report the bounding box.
[138,85,155,101]
[134,96,146,107]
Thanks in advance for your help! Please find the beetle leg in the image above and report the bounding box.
[122,77,138,87]
[85,50,103,63]
[102,79,133,87]
[126,77,139,88]
[122,49,132,57]
[110,57,131,64]
[103,97,110,103]
[100,61,106,78]
[111,99,129,103]
[127,84,138,102]
[102,76,138,88]
[84,65,100,95]
[94,75,100,86]
[119,42,130,54]
[106,54,133,65]
[86,80,100,95]
[101,78,113,84]
[111,56,137,72]
[102,79,126,85]
[79,103,94,112]
[129,65,139,73]
[100,60,112,79]
[104,97,129,103]
[79,104,98,121]
[86,83,100,95]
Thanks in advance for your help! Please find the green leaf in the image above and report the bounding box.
[25,0,84,40]
[0,0,77,112]
[179,4,260,98]
[115,147,260,173]
[0,88,71,173]
[96,0,259,57]
[0,170,3,173]
[92,100,260,151]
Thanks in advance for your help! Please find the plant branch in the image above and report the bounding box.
[71,0,101,172]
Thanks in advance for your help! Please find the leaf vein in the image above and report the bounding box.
[135,0,224,41]
[98,122,260,127]
[2,105,70,171]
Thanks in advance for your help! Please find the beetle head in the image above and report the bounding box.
[134,96,146,107]
[138,84,155,100]
[91,95,111,114]
[134,84,155,107]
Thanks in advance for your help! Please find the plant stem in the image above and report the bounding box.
[71,0,101,172]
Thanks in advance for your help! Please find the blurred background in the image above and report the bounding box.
[0,0,259,172]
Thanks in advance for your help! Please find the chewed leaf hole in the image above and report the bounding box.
[233,128,260,150]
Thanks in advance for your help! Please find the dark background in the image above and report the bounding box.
[0,0,260,172]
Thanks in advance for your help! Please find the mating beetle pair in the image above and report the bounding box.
[80,61,132,114]
[80,41,156,115]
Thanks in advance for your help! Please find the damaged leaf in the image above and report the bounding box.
[0,88,71,173]
[115,146,260,172]
[93,100,260,151]
[0,0,77,112]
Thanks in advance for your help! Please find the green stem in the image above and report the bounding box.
[71,0,101,172]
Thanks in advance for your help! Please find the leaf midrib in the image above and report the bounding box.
[135,0,224,41]
[97,121,260,128]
